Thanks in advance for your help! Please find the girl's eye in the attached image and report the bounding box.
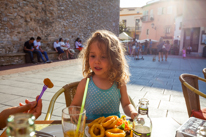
[90,55,95,58]
[102,56,107,59]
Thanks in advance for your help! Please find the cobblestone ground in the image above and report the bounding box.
[0,55,206,128]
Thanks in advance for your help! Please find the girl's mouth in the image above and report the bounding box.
[94,67,102,71]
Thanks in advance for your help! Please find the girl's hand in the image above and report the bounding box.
[131,111,138,120]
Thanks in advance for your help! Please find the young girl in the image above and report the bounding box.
[70,30,137,120]
[182,46,186,59]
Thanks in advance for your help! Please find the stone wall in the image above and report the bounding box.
[0,0,120,54]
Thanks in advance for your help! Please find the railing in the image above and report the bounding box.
[141,15,154,22]
[127,27,142,31]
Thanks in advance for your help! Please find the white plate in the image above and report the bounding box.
[85,126,91,137]
[40,125,64,137]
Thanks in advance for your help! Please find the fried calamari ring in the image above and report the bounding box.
[88,117,104,128]
[89,126,100,135]
[90,124,105,137]
[106,118,118,129]
[101,116,115,128]
[105,128,125,137]
[98,117,105,123]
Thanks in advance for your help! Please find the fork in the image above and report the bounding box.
[35,131,56,137]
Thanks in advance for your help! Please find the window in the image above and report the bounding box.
[150,9,154,20]
[179,22,182,30]
[143,10,148,16]
[146,29,149,35]
[143,10,149,21]
[128,8,135,11]
[158,7,165,15]
[162,7,166,14]
[122,20,127,27]
[167,6,173,14]
[166,27,171,34]
[136,19,140,23]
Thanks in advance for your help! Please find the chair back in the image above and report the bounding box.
[179,74,206,117]
[203,68,206,79]
[179,74,200,117]
[63,81,79,107]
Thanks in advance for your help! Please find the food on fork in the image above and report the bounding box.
[43,78,54,88]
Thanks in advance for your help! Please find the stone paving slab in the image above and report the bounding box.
[159,100,188,112]
[167,110,189,125]
[149,108,167,118]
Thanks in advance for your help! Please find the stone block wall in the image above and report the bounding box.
[0,0,120,54]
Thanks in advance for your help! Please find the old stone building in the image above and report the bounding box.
[0,0,119,65]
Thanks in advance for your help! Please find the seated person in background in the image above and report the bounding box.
[75,37,83,51]
[59,38,69,59]
[65,39,74,58]
[24,37,41,64]
[0,95,42,129]
[79,40,84,48]
[54,39,64,60]
[34,36,52,63]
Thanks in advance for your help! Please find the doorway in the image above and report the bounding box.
[183,28,200,52]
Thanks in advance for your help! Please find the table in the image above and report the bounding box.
[0,117,180,137]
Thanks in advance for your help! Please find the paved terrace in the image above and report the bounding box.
[0,55,206,126]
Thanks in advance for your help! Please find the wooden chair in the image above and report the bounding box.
[179,74,206,118]
[203,68,206,79]
[45,81,137,120]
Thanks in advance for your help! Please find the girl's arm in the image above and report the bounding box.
[120,84,138,119]
[70,78,87,106]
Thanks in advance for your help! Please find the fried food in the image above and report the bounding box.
[101,116,115,128]
[106,118,118,129]
[105,128,125,137]
[88,117,104,128]
[88,115,129,137]
[43,78,54,88]
[90,123,105,137]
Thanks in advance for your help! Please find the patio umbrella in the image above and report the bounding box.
[119,32,132,40]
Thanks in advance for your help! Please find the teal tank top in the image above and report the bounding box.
[85,77,121,120]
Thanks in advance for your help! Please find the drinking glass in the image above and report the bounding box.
[62,106,86,137]
[6,113,36,137]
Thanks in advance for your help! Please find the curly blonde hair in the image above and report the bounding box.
[80,30,130,89]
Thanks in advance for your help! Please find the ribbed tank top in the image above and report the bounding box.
[85,77,121,120]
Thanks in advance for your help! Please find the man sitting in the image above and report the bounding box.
[24,37,40,64]
[34,36,52,63]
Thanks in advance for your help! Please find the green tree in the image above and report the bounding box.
[119,21,131,36]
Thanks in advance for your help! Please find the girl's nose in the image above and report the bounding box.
[94,57,100,64]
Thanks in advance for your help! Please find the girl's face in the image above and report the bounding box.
[89,41,109,78]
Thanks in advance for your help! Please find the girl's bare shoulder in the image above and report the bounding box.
[78,78,87,87]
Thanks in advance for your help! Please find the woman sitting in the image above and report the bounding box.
[65,39,74,59]
[59,38,70,59]
[54,39,64,60]
[75,37,83,51]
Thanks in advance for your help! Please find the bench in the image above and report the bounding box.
[0,51,78,66]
